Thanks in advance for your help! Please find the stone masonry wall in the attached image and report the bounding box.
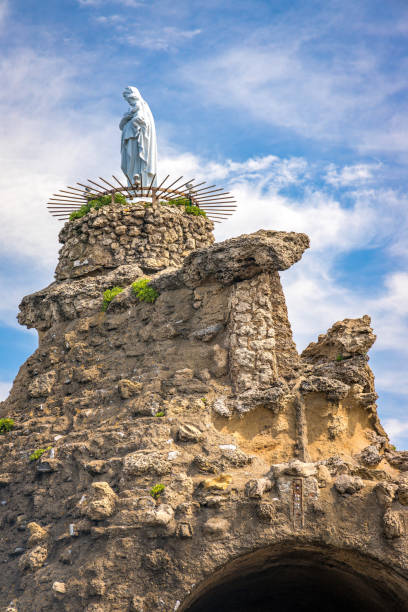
[228,271,299,395]
[55,202,214,280]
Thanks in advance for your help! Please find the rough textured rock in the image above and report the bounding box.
[334,474,364,495]
[178,229,309,287]
[302,314,376,361]
[383,509,404,539]
[398,482,408,505]
[27,522,48,547]
[18,546,48,571]
[360,444,383,466]
[52,581,66,595]
[244,478,273,498]
[83,482,118,520]
[55,201,214,280]
[1,202,408,612]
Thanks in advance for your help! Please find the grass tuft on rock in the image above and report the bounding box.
[0,418,14,434]
[102,287,123,311]
[150,483,165,500]
[132,278,159,303]
[185,204,206,217]
[69,193,127,221]
[30,446,51,462]
[160,197,207,217]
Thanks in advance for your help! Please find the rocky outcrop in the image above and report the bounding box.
[301,315,376,362]
[1,202,408,612]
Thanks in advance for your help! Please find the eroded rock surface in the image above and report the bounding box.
[1,202,408,612]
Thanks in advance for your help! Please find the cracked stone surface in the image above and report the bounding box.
[1,202,408,611]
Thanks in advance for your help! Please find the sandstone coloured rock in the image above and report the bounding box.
[1,202,408,611]
[84,482,118,520]
[334,474,364,495]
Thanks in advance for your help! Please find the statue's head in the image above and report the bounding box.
[123,86,142,106]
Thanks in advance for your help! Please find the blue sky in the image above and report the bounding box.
[1,0,408,446]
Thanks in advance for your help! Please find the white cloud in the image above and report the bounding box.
[0,48,120,269]
[79,0,143,6]
[0,381,12,402]
[126,27,201,51]
[382,419,408,448]
[157,149,307,186]
[95,14,124,24]
[180,33,407,155]
[324,163,380,187]
[376,371,408,397]
[0,47,121,327]
[376,273,408,318]
[0,0,8,29]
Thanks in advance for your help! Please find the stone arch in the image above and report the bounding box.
[181,542,408,612]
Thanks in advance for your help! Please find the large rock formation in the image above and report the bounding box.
[1,202,408,612]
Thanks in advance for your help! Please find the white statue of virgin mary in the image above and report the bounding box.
[120,86,157,187]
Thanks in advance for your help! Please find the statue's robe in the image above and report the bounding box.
[120,98,157,188]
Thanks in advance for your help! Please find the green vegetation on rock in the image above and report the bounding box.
[160,197,207,217]
[165,196,190,207]
[102,286,123,311]
[185,204,206,217]
[132,278,159,303]
[68,192,206,221]
[69,193,127,221]
[155,411,165,417]
[0,418,14,434]
[30,446,51,462]
[150,483,165,500]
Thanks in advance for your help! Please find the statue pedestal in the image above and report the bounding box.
[55,201,214,280]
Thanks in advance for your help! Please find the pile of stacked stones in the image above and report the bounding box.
[55,202,214,280]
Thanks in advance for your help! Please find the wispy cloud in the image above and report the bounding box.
[0,0,8,29]
[383,419,408,448]
[95,14,124,24]
[0,381,12,402]
[180,11,408,156]
[324,163,381,187]
[376,370,408,397]
[125,27,201,51]
[0,48,119,264]
[78,0,102,5]
[79,0,143,6]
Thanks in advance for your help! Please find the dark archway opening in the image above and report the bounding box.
[184,548,408,612]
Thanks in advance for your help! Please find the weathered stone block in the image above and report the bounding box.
[245,478,273,499]
[334,474,364,495]
[83,482,118,520]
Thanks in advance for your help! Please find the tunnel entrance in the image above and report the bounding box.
[183,546,408,612]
